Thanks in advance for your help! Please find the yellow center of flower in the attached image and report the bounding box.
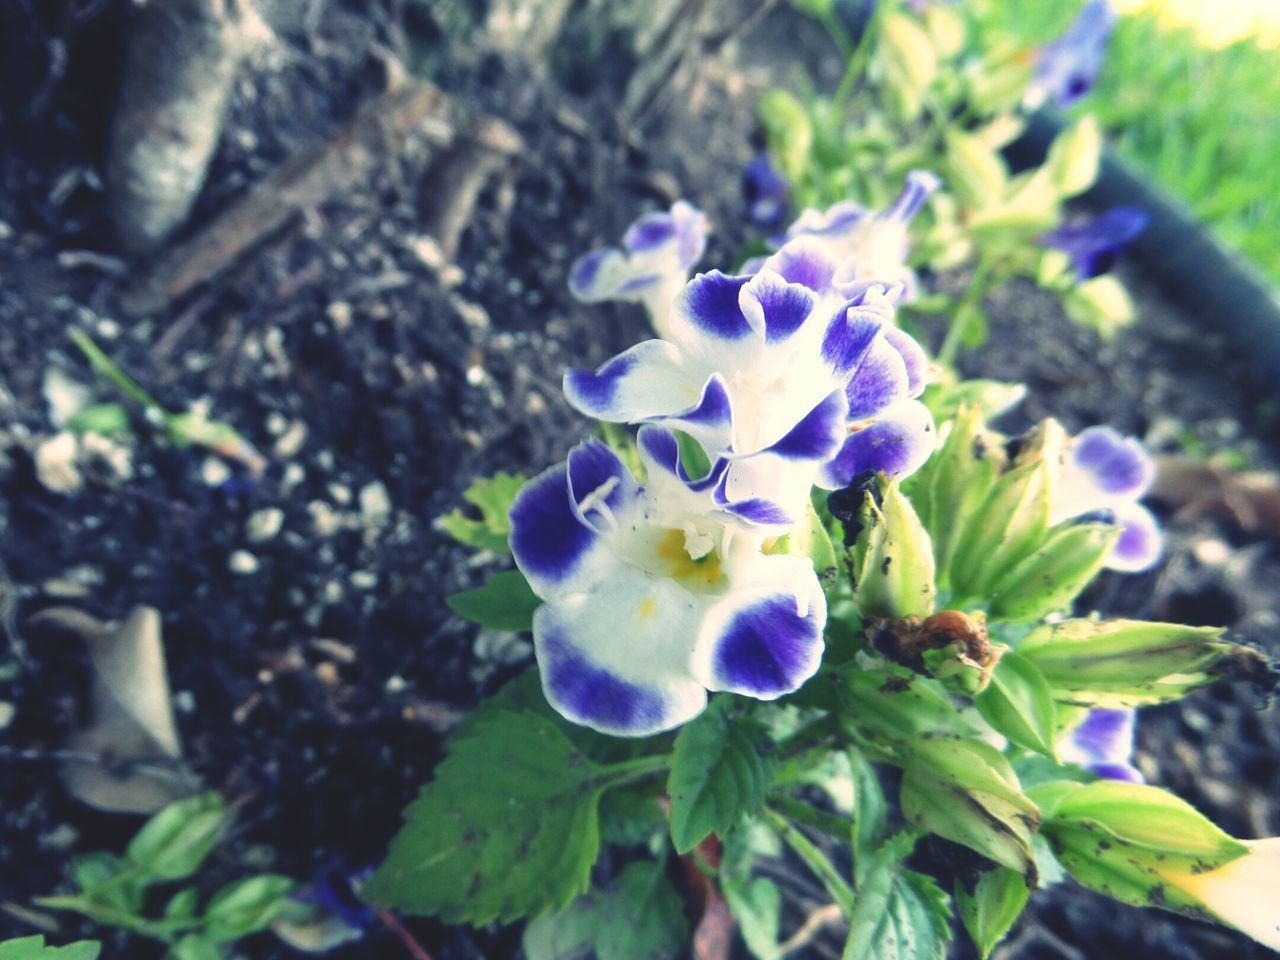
[655,527,726,589]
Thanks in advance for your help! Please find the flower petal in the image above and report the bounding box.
[533,581,708,736]
[509,463,604,598]
[759,237,842,294]
[740,269,818,346]
[1106,502,1162,573]
[819,399,935,488]
[566,437,641,533]
[694,556,826,699]
[563,339,700,423]
[845,334,911,421]
[820,291,892,383]
[1070,426,1155,498]
[1060,707,1142,782]
[883,326,931,398]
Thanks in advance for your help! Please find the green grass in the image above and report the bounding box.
[970,1,1280,287]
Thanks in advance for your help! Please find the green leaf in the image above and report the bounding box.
[975,652,1058,758]
[164,936,221,960]
[668,698,775,853]
[593,862,687,960]
[126,793,230,882]
[956,866,1029,959]
[365,711,614,924]
[70,852,144,914]
[840,668,972,743]
[845,837,952,960]
[722,877,782,960]
[600,787,667,847]
[759,91,813,181]
[849,748,888,878]
[66,403,131,438]
[522,898,597,960]
[445,569,540,632]
[203,874,295,942]
[163,887,200,922]
[438,472,526,552]
[944,129,1007,208]
[1045,115,1101,198]
[0,937,100,960]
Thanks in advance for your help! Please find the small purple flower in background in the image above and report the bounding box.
[742,152,791,233]
[1041,206,1149,280]
[568,201,709,338]
[784,171,941,300]
[1051,425,1162,572]
[1027,0,1117,110]
[1059,707,1143,782]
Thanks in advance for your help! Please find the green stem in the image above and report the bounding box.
[762,806,855,917]
[600,753,670,788]
[831,10,878,115]
[769,793,850,842]
[35,895,190,944]
[936,255,996,367]
[777,714,841,761]
[68,328,168,416]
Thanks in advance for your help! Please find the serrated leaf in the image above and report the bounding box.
[365,712,611,924]
[669,699,775,853]
[0,938,100,960]
[975,652,1057,758]
[845,837,952,960]
[445,569,540,632]
[956,866,1028,960]
[125,792,230,882]
[438,472,526,552]
[203,874,295,942]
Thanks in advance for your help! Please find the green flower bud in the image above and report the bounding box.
[853,479,937,620]
[1017,619,1233,707]
[986,522,1118,623]
[900,734,1040,882]
[1036,780,1251,924]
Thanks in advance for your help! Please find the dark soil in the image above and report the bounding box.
[1,3,1277,960]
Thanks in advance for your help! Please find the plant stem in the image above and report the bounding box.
[761,806,855,917]
[68,328,167,415]
[601,752,670,788]
[770,793,850,842]
[936,255,996,367]
[777,714,840,761]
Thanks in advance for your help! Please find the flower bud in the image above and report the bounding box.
[852,479,937,619]
[1017,619,1232,706]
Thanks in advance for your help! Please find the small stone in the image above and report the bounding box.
[1192,538,1231,567]
[96,318,122,339]
[42,368,92,427]
[359,481,392,527]
[246,507,285,543]
[350,570,378,590]
[328,482,351,505]
[524,391,547,415]
[172,690,197,714]
[228,550,260,575]
[322,579,344,604]
[0,701,14,730]
[314,662,340,687]
[385,674,409,693]
[473,630,532,666]
[281,462,306,494]
[265,411,289,436]
[42,824,80,851]
[407,234,445,270]
[465,365,486,386]
[326,302,353,332]
[201,456,232,487]
[308,500,343,537]
[274,420,308,459]
[80,432,132,482]
[450,296,490,333]
[35,432,82,494]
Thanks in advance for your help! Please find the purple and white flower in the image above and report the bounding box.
[743,152,791,233]
[508,433,826,736]
[784,171,941,301]
[568,201,709,338]
[1052,425,1162,572]
[1027,0,1116,111]
[1058,706,1143,782]
[1041,206,1149,280]
[564,238,936,528]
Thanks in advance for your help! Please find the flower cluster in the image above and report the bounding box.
[1027,0,1117,110]
[512,189,939,735]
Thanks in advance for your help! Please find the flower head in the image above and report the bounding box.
[1028,0,1116,110]
[743,152,791,233]
[1052,425,1161,572]
[569,201,709,338]
[784,171,941,300]
[508,433,826,736]
[1041,206,1149,281]
[1058,707,1142,782]
[563,238,935,529]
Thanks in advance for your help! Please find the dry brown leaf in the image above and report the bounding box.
[31,605,199,813]
[1152,456,1280,541]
